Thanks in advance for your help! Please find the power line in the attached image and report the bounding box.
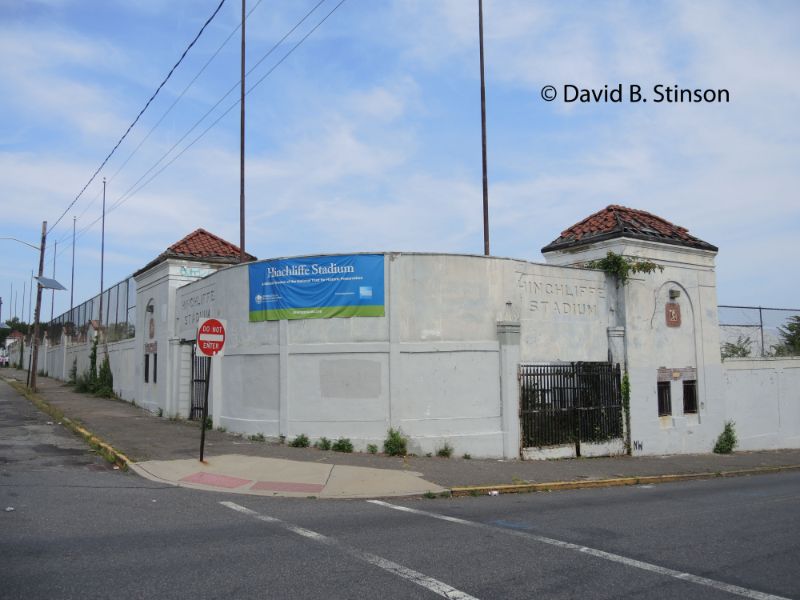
[47,0,227,236]
[107,0,333,216]
[106,0,265,190]
[54,0,264,249]
[54,0,348,263]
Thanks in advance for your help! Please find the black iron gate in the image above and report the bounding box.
[190,343,209,420]
[519,362,622,454]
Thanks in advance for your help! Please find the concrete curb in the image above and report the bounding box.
[4,378,132,471]
[449,464,800,497]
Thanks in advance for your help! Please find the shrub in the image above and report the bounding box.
[94,354,114,398]
[314,437,332,451]
[383,427,407,457]
[332,437,353,453]
[289,434,310,448]
[721,335,752,360]
[436,442,453,458]
[462,453,472,460]
[248,432,266,442]
[68,358,77,384]
[366,443,378,455]
[713,421,737,454]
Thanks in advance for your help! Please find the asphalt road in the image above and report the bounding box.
[2,383,799,599]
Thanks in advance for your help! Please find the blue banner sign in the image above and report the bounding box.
[248,254,385,321]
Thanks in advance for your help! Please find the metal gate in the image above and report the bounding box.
[519,362,622,454]
[190,343,209,420]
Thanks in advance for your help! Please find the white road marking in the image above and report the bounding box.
[220,501,479,600]
[367,500,790,600]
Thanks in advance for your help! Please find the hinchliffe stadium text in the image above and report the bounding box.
[563,84,729,103]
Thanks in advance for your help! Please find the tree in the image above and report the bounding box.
[721,335,752,360]
[773,315,800,356]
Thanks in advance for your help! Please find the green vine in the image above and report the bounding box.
[621,371,632,455]
[583,251,663,285]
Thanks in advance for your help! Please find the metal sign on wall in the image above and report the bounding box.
[665,302,682,327]
[248,254,385,321]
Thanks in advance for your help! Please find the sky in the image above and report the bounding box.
[1,0,798,325]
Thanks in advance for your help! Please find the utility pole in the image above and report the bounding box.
[70,216,76,320]
[21,281,26,324]
[29,221,47,392]
[239,0,246,263]
[28,270,33,323]
[50,240,57,321]
[478,0,490,256]
[99,178,106,332]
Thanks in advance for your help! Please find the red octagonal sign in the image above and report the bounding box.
[197,318,226,357]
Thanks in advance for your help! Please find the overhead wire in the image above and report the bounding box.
[107,0,331,217]
[47,0,227,236]
[105,0,265,190]
[54,0,264,254]
[54,0,347,260]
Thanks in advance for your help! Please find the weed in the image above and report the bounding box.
[332,437,353,453]
[204,416,213,430]
[713,421,737,454]
[438,491,452,498]
[289,434,310,448]
[157,407,163,417]
[425,452,432,458]
[216,426,227,433]
[436,442,453,458]
[469,489,480,497]
[423,491,437,499]
[383,427,407,457]
[462,453,472,460]
[366,443,378,455]
[314,437,332,451]
[68,358,77,384]
[248,432,266,442]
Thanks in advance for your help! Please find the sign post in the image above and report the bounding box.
[196,318,226,461]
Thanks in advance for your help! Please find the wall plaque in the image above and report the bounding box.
[665,302,681,327]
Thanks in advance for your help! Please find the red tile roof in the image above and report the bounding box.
[542,205,716,253]
[134,228,256,276]
[167,228,256,261]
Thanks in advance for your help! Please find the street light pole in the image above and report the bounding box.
[99,178,106,333]
[239,0,247,263]
[478,0,490,256]
[29,221,47,392]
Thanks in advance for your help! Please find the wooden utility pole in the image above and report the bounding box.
[29,221,47,392]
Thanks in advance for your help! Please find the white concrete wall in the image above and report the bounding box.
[722,358,800,450]
[171,253,613,458]
[545,238,725,456]
[49,337,138,402]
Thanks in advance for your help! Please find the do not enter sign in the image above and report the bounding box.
[197,318,226,357]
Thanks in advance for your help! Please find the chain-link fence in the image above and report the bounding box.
[718,305,800,358]
[47,276,136,344]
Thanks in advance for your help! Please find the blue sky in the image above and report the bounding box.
[1,0,799,323]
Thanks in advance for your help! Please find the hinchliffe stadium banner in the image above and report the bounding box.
[248,254,385,321]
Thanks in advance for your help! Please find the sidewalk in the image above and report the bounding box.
[4,368,799,499]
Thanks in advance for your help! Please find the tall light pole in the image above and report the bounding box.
[239,0,247,263]
[70,216,76,326]
[478,0,490,256]
[50,240,57,321]
[99,178,106,332]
